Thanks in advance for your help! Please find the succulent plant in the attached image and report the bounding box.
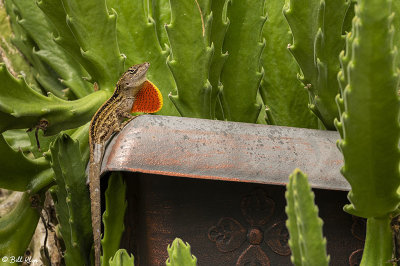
[285,169,329,266]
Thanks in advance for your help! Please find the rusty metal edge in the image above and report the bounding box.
[101,115,350,191]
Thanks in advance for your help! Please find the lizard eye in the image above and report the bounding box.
[128,69,138,74]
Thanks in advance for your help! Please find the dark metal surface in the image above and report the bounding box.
[101,115,349,191]
[119,173,363,265]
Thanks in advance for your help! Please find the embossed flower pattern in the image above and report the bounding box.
[208,189,290,265]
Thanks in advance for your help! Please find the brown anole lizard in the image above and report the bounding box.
[89,62,162,266]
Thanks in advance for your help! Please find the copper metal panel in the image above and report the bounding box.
[101,115,349,191]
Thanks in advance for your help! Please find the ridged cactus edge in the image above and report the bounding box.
[219,0,266,123]
[109,249,134,266]
[166,238,197,266]
[166,0,214,119]
[101,173,128,266]
[285,169,329,266]
[283,0,349,129]
[50,133,93,266]
[334,0,400,264]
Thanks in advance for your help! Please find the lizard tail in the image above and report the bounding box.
[89,158,102,266]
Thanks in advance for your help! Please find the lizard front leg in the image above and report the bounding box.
[116,107,139,131]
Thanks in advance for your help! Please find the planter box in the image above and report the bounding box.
[100,115,364,265]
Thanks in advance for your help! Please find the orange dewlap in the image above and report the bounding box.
[131,80,163,113]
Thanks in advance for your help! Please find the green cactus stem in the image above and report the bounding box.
[69,122,90,163]
[11,0,92,99]
[337,0,400,219]
[361,216,393,265]
[0,134,52,192]
[101,173,128,266]
[166,238,197,266]
[284,0,349,129]
[0,64,109,135]
[0,192,42,265]
[50,133,93,266]
[336,29,355,139]
[209,0,228,119]
[285,169,329,266]
[60,0,125,91]
[392,1,400,67]
[166,0,214,118]
[283,0,319,87]
[260,0,317,128]
[109,249,134,266]
[219,0,266,123]
[0,1,38,90]
[4,0,65,95]
[36,0,88,78]
[342,0,355,35]
[2,129,32,153]
[151,0,171,48]
[335,0,400,264]
[0,120,89,194]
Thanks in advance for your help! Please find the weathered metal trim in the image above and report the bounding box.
[101,115,349,191]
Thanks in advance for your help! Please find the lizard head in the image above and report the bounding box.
[119,62,150,93]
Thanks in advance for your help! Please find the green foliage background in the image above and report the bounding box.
[0,0,312,263]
